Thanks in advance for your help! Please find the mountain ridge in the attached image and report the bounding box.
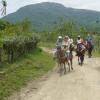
[2,2,100,32]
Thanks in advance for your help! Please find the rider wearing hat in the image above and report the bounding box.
[76,35,86,56]
[77,35,81,44]
[86,33,94,48]
[62,36,74,58]
[63,36,71,47]
[56,36,63,48]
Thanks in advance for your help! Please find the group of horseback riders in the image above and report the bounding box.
[54,33,94,74]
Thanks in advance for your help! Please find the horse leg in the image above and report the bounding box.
[80,56,82,65]
[80,55,84,66]
[88,50,90,58]
[90,48,93,58]
[59,63,62,76]
[64,63,66,74]
[67,60,70,72]
[78,56,80,65]
[88,49,91,58]
[70,59,73,70]
[82,55,84,65]
[57,63,60,73]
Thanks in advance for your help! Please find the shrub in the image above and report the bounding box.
[2,35,39,63]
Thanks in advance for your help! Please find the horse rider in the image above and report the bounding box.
[77,35,86,47]
[76,35,86,56]
[62,36,71,51]
[76,35,81,54]
[62,36,74,59]
[63,36,70,48]
[53,36,63,57]
[86,33,94,48]
[56,36,63,48]
[85,33,94,57]
[77,35,81,44]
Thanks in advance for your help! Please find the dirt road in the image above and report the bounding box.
[10,49,100,100]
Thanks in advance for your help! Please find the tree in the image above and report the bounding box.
[15,18,31,35]
[0,20,10,30]
[1,0,7,16]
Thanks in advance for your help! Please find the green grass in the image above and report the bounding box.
[94,51,100,57]
[0,48,55,100]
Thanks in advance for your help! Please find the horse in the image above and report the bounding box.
[54,47,67,75]
[54,44,74,74]
[86,41,93,58]
[76,43,86,66]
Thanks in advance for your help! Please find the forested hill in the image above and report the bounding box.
[2,2,100,32]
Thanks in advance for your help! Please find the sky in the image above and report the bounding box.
[0,0,100,16]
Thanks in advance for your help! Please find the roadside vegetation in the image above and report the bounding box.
[0,19,55,100]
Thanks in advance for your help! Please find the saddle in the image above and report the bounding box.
[77,43,86,56]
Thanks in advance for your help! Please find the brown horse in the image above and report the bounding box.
[55,47,67,75]
[54,45,74,75]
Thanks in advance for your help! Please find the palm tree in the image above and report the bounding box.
[1,0,7,16]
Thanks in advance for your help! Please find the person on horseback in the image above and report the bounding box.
[86,33,94,58]
[62,36,70,49]
[77,35,81,44]
[86,33,94,47]
[63,36,74,55]
[56,36,63,49]
[62,36,74,70]
[76,35,86,53]
[76,35,86,65]
[76,35,81,55]
[54,43,67,75]
[62,36,69,57]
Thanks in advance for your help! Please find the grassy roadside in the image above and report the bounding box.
[93,51,100,57]
[0,48,55,100]
[39,42,55,49]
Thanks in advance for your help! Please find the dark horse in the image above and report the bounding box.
[86,41,94,58]
[76,43,86,66]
